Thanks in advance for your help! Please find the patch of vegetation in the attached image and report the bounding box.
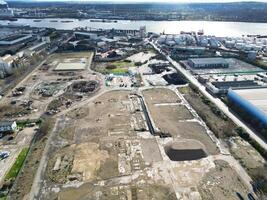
[7,118,55,200]
[250,165,267,196]
[0,104,30,119]
[235,127,267,160]
[235,127,267,195]
[180,85,236,139]
[16,119,41,129]
[5,148,29,181]
[110,68,128,74]
[106,64,117,70]
[47,98,63,111]
[112,60,134,68]
[177,86,189,94]
[0,196,7,200]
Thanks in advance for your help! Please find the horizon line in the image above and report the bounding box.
[6,0,267,3]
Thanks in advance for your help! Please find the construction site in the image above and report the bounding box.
[0,51,101,199]
[20,87,254,200]
[0,37,265,200]
[0,51,99,120]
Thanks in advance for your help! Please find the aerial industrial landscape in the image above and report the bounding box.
[0,0,267,200]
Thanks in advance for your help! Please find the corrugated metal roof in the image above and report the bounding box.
[189,57,228,65]
[234,88,267,114]
[0,121,14,126]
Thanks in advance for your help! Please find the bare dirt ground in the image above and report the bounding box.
[141,87,253,199]
[143,88,181,104]
[71,142,109,181]
[178,86,236,139]
[56,183,176,200]
[141,139,162,163]
[142,88,219,155]
[49,52,93,71]
[174,122,219,155]
[16,88,252,200]
[198,160,250,200]
[32,90,186,200]
[229,137,265,172]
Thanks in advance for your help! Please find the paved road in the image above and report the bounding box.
[150,41,267,151]
[0,148,20,185]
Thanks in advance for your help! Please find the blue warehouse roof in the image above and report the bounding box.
[228,88,267,126]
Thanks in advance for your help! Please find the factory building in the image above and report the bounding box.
[0,54,18,78]
[206,80,260,95]
[0,0,13,17]
[173,46,206,55]
[0,121,17,133]
[0,34,33,46]
[74,32,98,40]
[227,88,267,128]
[188,57,229,68]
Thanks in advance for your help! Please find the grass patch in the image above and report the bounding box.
[182,85,236,139]
[0,196,7,200]
[16,119,41,129]
[178,86,189,94]
[110,68,128,74]
[5,148,29,181]
[105,60,133,74]
[7,118,55,200]
[112,61,134,68]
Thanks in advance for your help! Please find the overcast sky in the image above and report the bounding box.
[6,0,267,2]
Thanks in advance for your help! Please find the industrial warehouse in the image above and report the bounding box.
[188,57,229,68]
[228,88,267,137]
[182,57,264,75]
[0,34,33,45]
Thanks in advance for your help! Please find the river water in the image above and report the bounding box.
[1,18,267,37]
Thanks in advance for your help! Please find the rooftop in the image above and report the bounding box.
[1,54,17,63]
[54,62,86,71]
[234,88,267,114]
[29,41,47,51]
[189,57,228,65]
[0,121,15,126]
[212,80,259,90]
[1,35,27,42]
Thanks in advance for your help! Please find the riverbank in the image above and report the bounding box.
[3,16,267,24]
[1,18,267,37]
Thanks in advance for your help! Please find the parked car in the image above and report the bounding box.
[0,151,10,160]
[236,192,244,200]
[248,193,256,200]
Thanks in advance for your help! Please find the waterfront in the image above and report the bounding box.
[1,18,267,37]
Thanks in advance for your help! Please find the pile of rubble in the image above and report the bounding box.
[36,82,61,97]
[68,81,99,94]
[12,87,26,97]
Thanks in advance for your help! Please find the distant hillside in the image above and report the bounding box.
[5,1,267,22]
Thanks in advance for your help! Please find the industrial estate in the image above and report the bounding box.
[0,0,267,200]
